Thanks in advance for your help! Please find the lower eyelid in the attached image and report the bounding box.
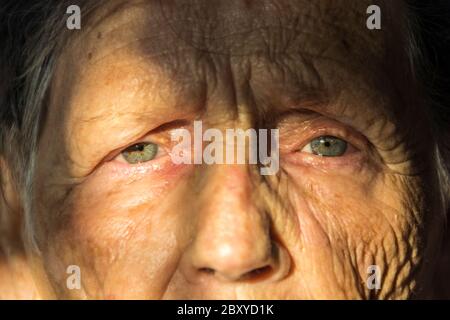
[283,148,367,171]
[111,151,173,172]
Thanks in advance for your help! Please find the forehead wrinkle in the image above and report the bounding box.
[165,0,385,55]
[64,51,206,150]
[85,34,192,67]
[69,10,169,65]
[71,0,390,61]
[70,23,386,131]
[55,0,407,149]
[64,0,398,95]
[70,0,163,44]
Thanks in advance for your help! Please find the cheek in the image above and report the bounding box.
[283,164,425,298]
[284,161,391,243]
[36,162,191,298]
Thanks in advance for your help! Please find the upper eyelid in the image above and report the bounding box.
[279,118,356,138]
[278,108,370,141]
[119,139,166,155]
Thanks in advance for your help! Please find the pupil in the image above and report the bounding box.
[132,143,145,152]
[324,141,331,147]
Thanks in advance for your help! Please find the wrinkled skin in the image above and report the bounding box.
[0,0,449,299]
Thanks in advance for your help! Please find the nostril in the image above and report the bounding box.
[198,267,215,275]
[242,265,273,281]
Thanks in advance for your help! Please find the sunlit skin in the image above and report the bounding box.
[1,0,448,299]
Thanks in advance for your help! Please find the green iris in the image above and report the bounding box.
[310,136,347,157]
[122,142,158,164]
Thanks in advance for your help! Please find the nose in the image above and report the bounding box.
[180,165,291,283]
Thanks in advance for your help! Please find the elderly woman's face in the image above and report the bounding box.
[28,0,445,299]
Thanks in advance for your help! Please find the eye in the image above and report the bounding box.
[301,136,348,157]
[121,142,159,164]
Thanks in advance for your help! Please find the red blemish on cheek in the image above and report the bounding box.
[71,156,192,212]
[91,155,191,183]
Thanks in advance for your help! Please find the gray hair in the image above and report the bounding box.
[0,1,104,248]
[405,0,450,215]
[405,1,450,164]
[0,1,449,246]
